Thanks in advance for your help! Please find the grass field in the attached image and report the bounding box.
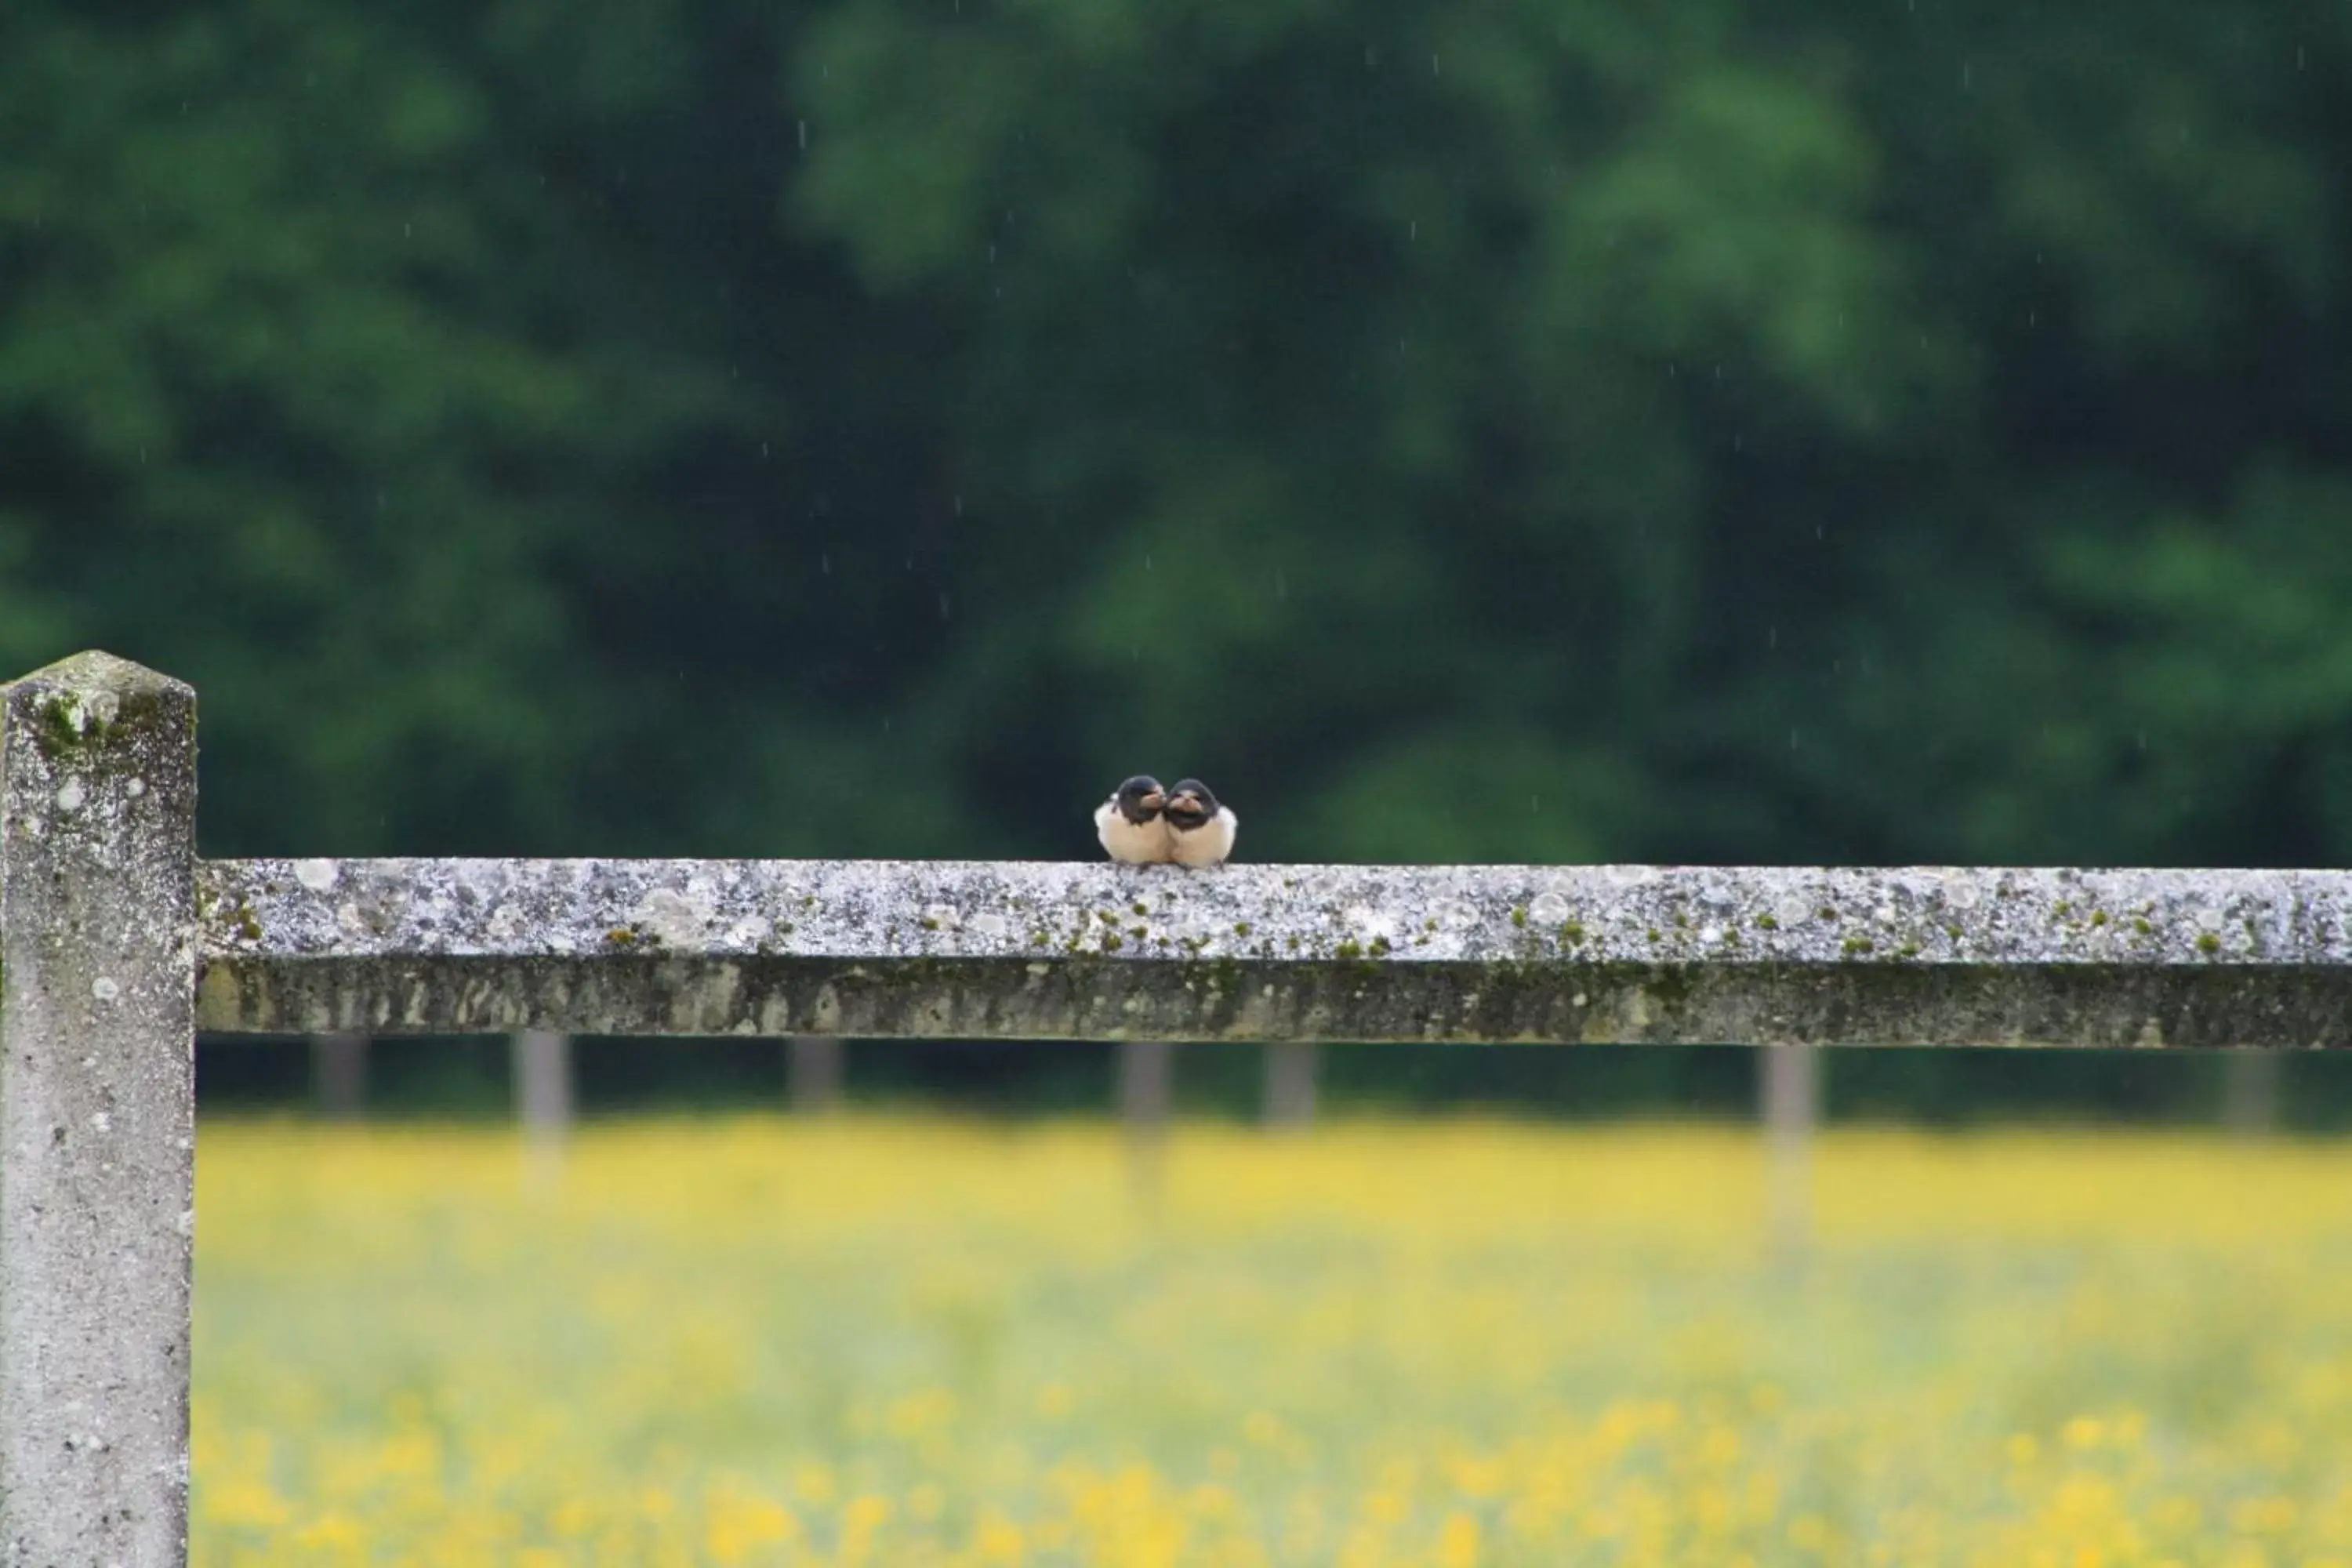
[193,1117,2352,1566]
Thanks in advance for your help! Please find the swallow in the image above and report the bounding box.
[1162,778,1237,867]
[1095,775,1174,864]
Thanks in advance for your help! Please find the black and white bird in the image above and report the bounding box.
[1162,778,1237,867]
[1094,775,1173,864]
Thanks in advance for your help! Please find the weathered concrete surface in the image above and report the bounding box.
[197,858,2352,1048]
[2,653,197,1567]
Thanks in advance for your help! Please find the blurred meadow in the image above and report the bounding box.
[197,1117,2352,1566]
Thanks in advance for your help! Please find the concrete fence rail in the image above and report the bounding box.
[5,648,2347,1565]
[193,854,2352,1048]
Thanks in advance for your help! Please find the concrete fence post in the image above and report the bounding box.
[513,1030,573,1184]
[2222,1051,2281,1137]
[310,1030,368,1120]
[1117,1041,1173,1134]
[1760,1044,1819,1263]
[2,652,198,1568]
[1263,1041,1319,1129]
[788,1036,843,1114]
[1117,1040,1172,1207]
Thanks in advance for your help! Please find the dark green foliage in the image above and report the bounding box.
[8,0,2351,1112]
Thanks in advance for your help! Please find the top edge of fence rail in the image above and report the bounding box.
[196,858,2352,969]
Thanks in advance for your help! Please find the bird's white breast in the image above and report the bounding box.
[1168,806,1238,867]
[1096,799,1174,863]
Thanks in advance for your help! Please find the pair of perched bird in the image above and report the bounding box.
[1094,775,1237,866]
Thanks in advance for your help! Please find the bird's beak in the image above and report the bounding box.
[1140,791,1164,812]
[1167,793,1196,813]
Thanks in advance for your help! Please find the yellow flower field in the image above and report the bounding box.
[194,1117,2352,1566]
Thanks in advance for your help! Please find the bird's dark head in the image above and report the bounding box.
[1110,775,1166,825]
[1163,778,1219,829]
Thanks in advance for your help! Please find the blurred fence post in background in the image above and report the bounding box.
[514,1030,574,1181]
[789,1035,844,1114]
[1761,1046,1820,1262]
[1119,1041,1173,1205]
[1264,1041,1319,1128]
[0,654,198,1564]
[2223,1051,2281,1137]
[311,1030,368,1120]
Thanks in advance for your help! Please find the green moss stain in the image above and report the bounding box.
[2195,932,2221,955]
[221,901,263,942]
[35,694,96,757]
[1639,964,1697,1016]
[26,683,172,766]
